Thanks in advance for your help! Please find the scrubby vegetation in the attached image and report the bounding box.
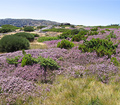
[37,26,46,29]
[0,35,30,52]
[0,24,19,33]
[42,28,70,32]
[24,26,34,32]
[14,32,34,42]
[79,38,118,58]
[1,26,120,105]
[106,31,116,39]
[38,36,59,42]
[57,39,74,49]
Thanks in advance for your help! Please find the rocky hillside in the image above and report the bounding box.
[0,18,60,27]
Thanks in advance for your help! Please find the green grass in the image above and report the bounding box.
[38,36,60,42]
[42,28,70,32]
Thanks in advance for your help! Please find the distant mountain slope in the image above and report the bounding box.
[0,18,60,27]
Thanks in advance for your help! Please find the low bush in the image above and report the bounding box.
[14,32,34,42]
[88,31,99,35]
[57,39,74,49]
[38,36,59,42]
[37,26,46,29]
[24,26,34,32]
[0,25,19,33]
[91,28,98,31]
[21,53,35,67]
[31,34,39,37]
[58,30,73,39]
[72,31,88,42]
[111,57,119,66]
[7,56,21,67]
[79,38,118,58]
[0,35,30,52]
[42,28,70,32]
[105,29,110,31]
[100,30,106,34]
[106,31,116,39]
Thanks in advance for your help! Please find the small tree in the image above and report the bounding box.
[24,26,34,32]
[38,56,60,82]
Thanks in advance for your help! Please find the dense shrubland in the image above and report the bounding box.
[79,38,118,58]
[1,27,120,104]
[0,24,19,33]
[42,28,70,32]
[24,26,34,32]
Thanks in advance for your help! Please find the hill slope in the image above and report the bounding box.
[0,18,60,27]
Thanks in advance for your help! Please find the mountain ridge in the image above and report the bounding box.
[0,18,61,27]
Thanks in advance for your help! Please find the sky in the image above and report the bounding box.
[0,0,120,26]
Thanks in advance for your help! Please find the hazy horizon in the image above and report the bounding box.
[0,0,120,26]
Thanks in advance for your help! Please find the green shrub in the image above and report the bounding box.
[14,32,34,42]
[37,26,46,29]
[42,28,70,32]
[58,30,72,39]
[106,31,116,39]
[88,31,99,35]
[31,34,39,37]
[72,31,87,42]
[0,25,19,33]
[6,56,21,67]
[105,29,110,31]
[79,38,118,58]
[0,35,30,52]
[100,30,106,34]
[38,56,60,82]
[21,50,36,67]
[38,36,59,42]
[91,28,98,31]
[111,57,119,66]
[57,39,74,49]
[24,26,34,32]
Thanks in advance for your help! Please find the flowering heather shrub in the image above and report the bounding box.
[87,64,118,83]
[57,39,74,49]
[0,76,41,104]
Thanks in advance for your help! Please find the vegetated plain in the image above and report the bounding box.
[1,24,120,105]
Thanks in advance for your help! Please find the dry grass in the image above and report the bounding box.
[30,40,47,49]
